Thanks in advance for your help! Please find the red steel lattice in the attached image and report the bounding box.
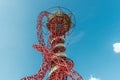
[21,7,83,80]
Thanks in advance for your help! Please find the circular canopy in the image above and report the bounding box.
[46,11,71,36]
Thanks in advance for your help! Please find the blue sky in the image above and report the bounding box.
[0,0,120,80]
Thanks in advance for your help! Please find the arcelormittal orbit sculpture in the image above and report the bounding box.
[21,6,83,80]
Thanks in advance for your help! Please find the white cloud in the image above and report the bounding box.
[113,42,120,53]
[89,75,100,80]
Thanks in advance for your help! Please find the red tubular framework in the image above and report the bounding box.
[21,7,83,80]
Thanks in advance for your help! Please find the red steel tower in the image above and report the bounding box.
[21,7,83,80]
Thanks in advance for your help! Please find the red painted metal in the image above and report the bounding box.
[21,7,83,80]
